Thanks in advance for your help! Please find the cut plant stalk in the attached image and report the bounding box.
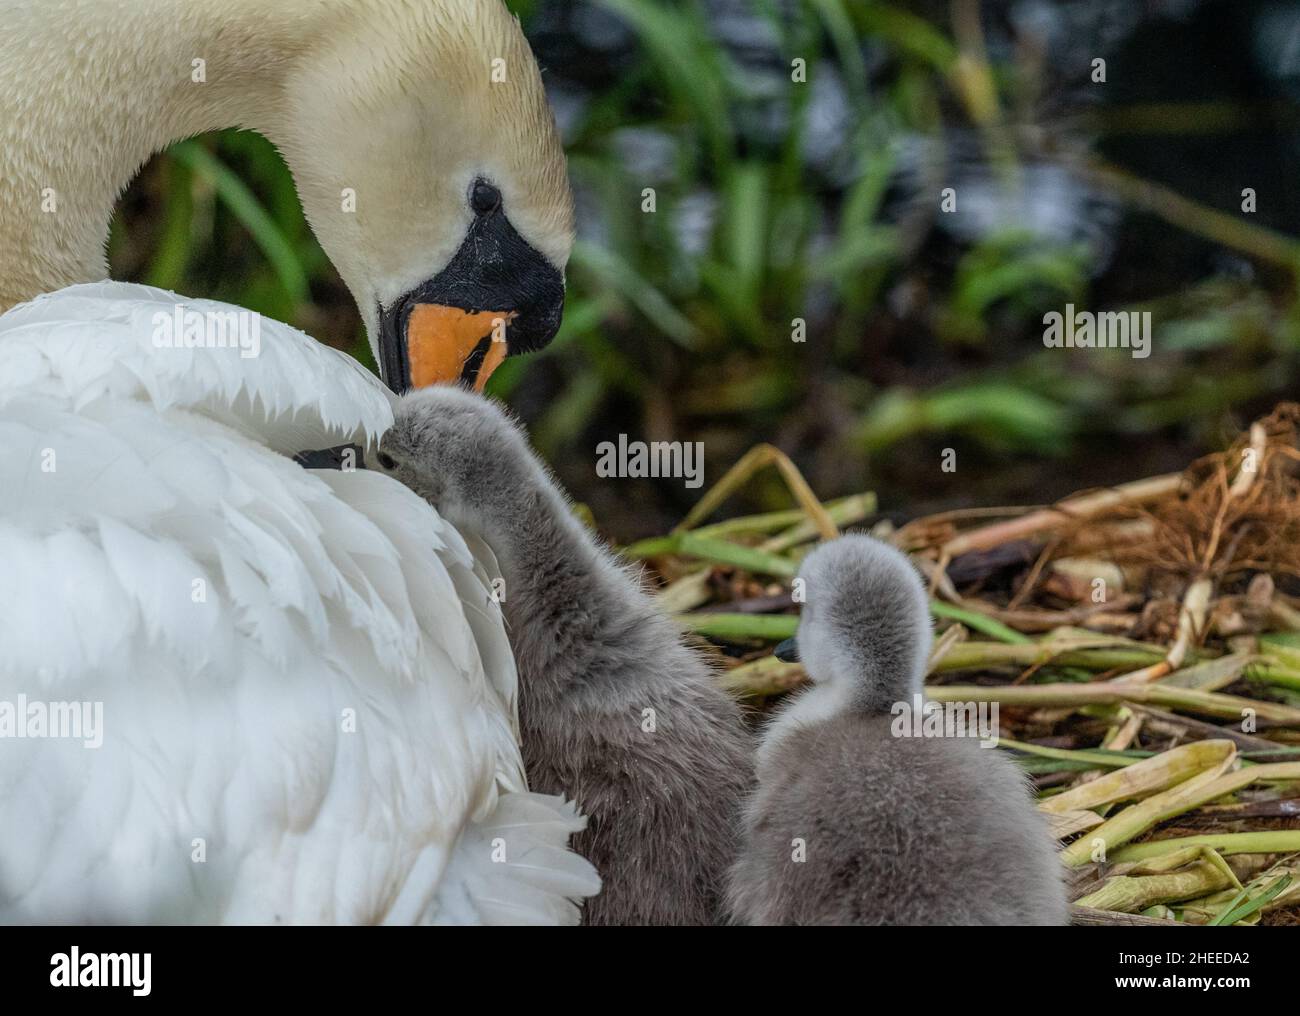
[998,738,1140,770]
[1047,809,1106,839]
[759,492,876,553]
[674,532,797,577]
[926,623,967,672]
[1101,706,1142,752]
[1059,761,1300,866]
[1269,599,1300,631]
[1038,740,1236,815]
[654,569,712,613]
[1111,831,1300,863]
[679,613,798,641]
[928,681,1300,726]
[1074,845,1239,913]
[933,641,1166,674]
[640,493,876,545]
[1132,705,1282,753]
[719,655,806,697]
[930,600,1031,644]
[693,505,818,539]
[1070,906,1188,927]
[939,473,1182,559]
[624,531,799,577]
[1248,660,1300,691]
[717,654,806,697]
[1258,633,1300,668]
[621,534,678,559]
[1159,652,1255,692]
[675,442,839,540]
[1025,759,1105,775]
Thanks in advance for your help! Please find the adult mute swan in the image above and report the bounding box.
[0,0,599,923]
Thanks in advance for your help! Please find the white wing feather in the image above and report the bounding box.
[0,283,597,924]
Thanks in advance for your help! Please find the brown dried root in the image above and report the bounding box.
[1070,404,1300,583]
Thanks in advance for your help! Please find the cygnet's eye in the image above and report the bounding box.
[470,179,502,216]
[376,450,398,470]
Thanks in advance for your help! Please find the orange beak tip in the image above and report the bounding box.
[405,304,515,390]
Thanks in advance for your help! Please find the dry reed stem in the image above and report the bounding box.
[1039,740,1236,816]
[938,474,1183,559]
[1060,761,1300,866]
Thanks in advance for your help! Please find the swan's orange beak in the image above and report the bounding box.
[405,305,514,391]
[374,194,565,394]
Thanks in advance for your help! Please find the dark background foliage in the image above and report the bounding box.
[109,0,1300,539]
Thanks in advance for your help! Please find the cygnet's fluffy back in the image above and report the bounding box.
[728,535,1068,926]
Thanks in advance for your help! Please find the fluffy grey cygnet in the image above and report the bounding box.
[377,385,752,926]
[727,534,1068,926]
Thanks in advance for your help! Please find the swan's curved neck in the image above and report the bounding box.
[0,1,329,310]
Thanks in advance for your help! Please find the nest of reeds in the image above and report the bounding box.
[624,404,1300,926]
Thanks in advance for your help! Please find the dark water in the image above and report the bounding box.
[517,0,1300,537]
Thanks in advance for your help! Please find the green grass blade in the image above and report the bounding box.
[1209,873,1293,926]
[676,532,798,577]
[169,140,309,308]
[930,600,1033,644]
[678,612,799,641]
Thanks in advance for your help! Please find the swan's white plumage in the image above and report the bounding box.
[0,282,598,924]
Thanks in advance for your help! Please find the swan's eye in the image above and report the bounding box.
[470,179,502,216]
[376,451,397,470]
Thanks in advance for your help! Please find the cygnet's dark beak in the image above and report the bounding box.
[774,636,800,663]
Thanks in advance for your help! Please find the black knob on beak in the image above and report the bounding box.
[376,195,565,394]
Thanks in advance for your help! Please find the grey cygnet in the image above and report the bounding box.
[378,385,752,925]
[727,534,1069,926]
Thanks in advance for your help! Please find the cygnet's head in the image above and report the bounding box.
[777,535,932,714]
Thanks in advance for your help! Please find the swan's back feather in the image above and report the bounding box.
[0,283,596,924]
[0,281,393,453]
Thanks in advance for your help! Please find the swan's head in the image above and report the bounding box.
[276,0,573,392]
